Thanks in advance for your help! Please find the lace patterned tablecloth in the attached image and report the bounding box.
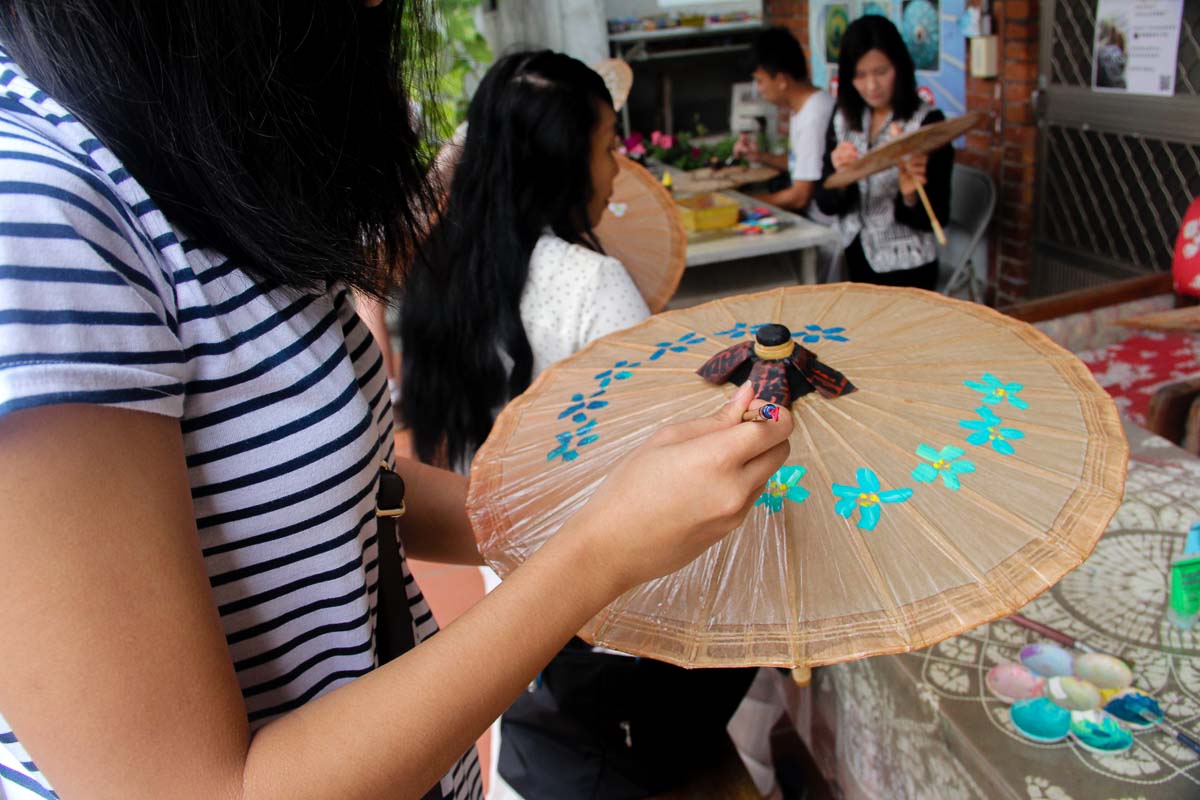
[793,421,1200,800]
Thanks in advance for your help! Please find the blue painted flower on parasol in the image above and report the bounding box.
[964,373,1029,410]
[713,322,768,339]
[912,444,976,490]
[546,418,599,463]
[649,331,705,360]
[832,468,913,531]
[755,465,810,513]
[558,391,609,422]
[960,407,1025,455]
[797,324,849,344]
[593,360,640,389]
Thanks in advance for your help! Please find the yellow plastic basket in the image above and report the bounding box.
[675,192,740,233]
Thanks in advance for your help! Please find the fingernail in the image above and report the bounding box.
[741,403,781,423]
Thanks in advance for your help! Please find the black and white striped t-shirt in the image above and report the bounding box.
[0,49,480,800]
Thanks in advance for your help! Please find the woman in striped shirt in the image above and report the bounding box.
[0,2,791,799]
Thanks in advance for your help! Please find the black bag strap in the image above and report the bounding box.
[374,463,415,665]
[375,465,448,800]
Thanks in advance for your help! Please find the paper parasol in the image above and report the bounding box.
[592,58,634,112]
[594,155,687,313]
[823,111,984,190]
[671,165,780,195]
[468,284,1128,669]
[1172,197,1200,298]
[1116,305,1200,332]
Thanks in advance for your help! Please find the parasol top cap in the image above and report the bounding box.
[755,324,792,347]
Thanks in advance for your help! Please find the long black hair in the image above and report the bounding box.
[400,50,613,467]
[836,15,922,131]
[0,0,437,298]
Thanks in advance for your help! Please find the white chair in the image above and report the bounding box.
[938,163,996,302]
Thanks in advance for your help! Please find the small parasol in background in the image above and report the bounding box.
[1171,196,1200,297]
[1116,305,1200,332]
[592,58,634,114]
[594,154,687,313]
[468,284,1128,673]
[670,165,781,195]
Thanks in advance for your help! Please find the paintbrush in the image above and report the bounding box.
[1139,711,1200,757]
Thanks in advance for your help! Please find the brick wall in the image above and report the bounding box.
[765,0,809,58]
[766,1,1041,304]
[765,0,810,141]
[992,0,1040,305]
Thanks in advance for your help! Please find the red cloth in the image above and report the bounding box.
[1077,332,1200,425]
[1173,196,1200,297]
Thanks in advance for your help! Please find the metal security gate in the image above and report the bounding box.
[1031,0,1200,297]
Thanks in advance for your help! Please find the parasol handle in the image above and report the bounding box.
[791,665,811,686]
[913,181,947,247]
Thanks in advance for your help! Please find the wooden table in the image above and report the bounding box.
[652,163,840,291]
[682,187,839,284]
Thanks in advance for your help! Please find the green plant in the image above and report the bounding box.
[626,125,745,171]
[402,0,492,144]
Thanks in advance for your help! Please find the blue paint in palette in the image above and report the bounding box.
[1069,710,1133,753]
[1010,697,1070,743]
[1104,689,1162,729]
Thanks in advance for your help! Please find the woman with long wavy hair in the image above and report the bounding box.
[400,50,650,470]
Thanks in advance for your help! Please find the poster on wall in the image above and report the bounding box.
[809,0,967,118]
[901,0,940,71]
[1092,0,1183,96]
[824,4,851,65]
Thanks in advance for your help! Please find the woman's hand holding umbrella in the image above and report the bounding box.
[566,381,793,594]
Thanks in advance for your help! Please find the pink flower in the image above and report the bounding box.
[628,142,646,156]
[623,131,643,149]
[650,130,662,146]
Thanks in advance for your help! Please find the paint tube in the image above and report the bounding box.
[1169,524,1200,630]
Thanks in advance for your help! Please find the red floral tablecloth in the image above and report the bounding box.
[1076,331,1200,425]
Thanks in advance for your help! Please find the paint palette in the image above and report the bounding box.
[995,642,1143,753]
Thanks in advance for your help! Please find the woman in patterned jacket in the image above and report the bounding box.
[814,15,954,291]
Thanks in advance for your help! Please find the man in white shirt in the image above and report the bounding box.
[737,27,835,220]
